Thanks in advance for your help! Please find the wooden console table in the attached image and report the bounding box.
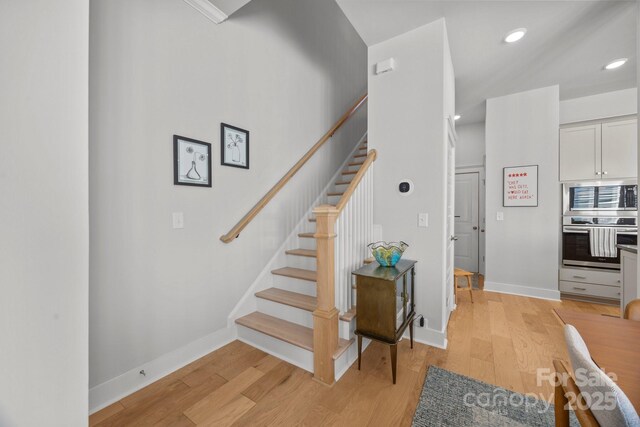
[353,259,416,384]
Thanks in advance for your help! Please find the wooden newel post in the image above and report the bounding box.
[312,204,340,385]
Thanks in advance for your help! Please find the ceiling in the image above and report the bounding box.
[336,0,637,124]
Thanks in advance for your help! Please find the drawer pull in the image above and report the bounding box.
[572,275,587,280]
[573,287,587,291]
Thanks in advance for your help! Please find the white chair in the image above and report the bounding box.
[562,325,640,427]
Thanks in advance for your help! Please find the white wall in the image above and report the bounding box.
[89,0,366,408]
[560,87,637,124]
[368,19,454,345]
[455,123,485,168]
[0,1,89,426]
[485,86,560,299]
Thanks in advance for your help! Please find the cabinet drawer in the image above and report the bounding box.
[559,267,621,287]
[559,281,621,299]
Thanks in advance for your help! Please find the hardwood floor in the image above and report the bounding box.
[90,291,619,426]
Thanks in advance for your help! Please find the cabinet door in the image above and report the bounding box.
[601,119,637,179]
[560,124,601,181]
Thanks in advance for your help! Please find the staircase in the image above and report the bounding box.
[233,139,373,382]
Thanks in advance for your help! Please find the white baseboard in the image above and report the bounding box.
[412,326,447,349]
[484,280,560,301]
[89,326,236,415]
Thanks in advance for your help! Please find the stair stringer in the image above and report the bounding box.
[227,132,367,331]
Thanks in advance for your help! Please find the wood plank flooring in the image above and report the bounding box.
[90,290,618,426]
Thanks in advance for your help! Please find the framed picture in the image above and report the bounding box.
[221,123,249,169]
[173,135,212,187]
[503,165,538,207]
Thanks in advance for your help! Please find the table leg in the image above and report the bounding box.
[409,319,414,349]
[467,275,473,303]
[357,335,362,370]
[390,343,398,384]
[454,276,458,305]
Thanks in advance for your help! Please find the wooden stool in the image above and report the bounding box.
[454,268,474,303]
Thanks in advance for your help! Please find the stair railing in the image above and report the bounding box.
[220,93,368,243]
[312,149,376,385]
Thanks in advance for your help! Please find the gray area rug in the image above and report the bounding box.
[413,366,579,427]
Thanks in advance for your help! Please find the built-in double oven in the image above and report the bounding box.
[562,181,638,270]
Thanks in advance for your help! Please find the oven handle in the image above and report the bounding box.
[562,227,637,236]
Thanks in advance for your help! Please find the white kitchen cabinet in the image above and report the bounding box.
[559,124,601,181]
[559,118,637,182]
[601,119,637,179]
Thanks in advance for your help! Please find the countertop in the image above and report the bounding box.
[617,244,637,254]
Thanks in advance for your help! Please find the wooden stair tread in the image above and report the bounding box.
[285,248,317,258]
[342,170,358,175]
[236,312,314,351]
[353,153,367,158]
[335,180,351,185]
[271,267,317,282]
[334,338,354,360]
[348,161,365,166]
[298,232,315,238]
[255,288,316,311]
[327,192,344,197]
[236,312,352,358]
[339,306,357,322]
[308,218,316,222]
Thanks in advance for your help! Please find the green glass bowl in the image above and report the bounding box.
[367,241,408,267]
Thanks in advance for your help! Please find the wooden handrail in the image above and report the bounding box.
[220,93,368,243]
[335,149,376,213]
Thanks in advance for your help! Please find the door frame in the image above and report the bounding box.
[455,165,486,275]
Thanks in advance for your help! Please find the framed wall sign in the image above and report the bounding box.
[221,123,249,169]
[173,135,212,187]
[503,165,538,207]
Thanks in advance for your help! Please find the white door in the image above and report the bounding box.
[559,124,601,181]
[445,126,456,312]
[601,119,637,179]
[454,172,479,272]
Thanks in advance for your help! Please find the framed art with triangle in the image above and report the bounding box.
[173,134,212,187]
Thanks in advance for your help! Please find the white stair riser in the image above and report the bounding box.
[339,317,355,340]
[272,275,317,297]
[327,195,341,204]
[283,255,316,270]
[297,238,317,251]
[334,339,364,381]
[237,325,313,373]
[256,299,314,328]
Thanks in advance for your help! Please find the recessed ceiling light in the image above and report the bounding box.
[504,28,527,43]
[454,114,461,121]
[604,58,628,70]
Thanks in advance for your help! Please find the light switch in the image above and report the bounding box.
[496,212,504,221]
[418,213,428,228]
[173,212,184,229]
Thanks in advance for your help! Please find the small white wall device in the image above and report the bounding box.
[375,58,396,75]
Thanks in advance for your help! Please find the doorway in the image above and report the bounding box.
[455,172,480,273]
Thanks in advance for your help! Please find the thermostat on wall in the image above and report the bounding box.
[375,58,396,75]
[399,179,414,196]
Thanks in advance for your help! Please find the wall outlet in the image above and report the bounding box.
[418,213,428,228]
[496,212,504,221]
[172,212,184,229]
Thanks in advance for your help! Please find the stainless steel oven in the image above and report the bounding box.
[563,180,637,216]
[562,216,637,270]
